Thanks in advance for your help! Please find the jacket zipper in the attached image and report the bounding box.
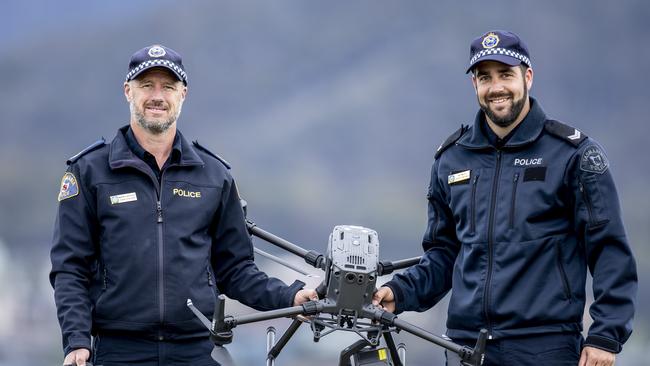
[207,266,214,286]
[102,266,108,290]
[483,150,502,337]
[578,180,595,225]
[470,174,479,234]
[509,173,519,229]
[156,198,164,335]
[156,167,171,341]
[554,242,572,301]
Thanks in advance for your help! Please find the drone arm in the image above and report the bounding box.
[378,256,422,275]
[227,300,323,327]
[246,220,325,270]
[362,307,487,366]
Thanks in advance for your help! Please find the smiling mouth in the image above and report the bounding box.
[488,96,511,105]
[145,105,167,113]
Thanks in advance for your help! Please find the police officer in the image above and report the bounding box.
[50,44,318,366]
[373,31,637,366]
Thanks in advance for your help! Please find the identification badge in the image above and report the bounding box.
[448,170,471,185]
[110,192,138,205]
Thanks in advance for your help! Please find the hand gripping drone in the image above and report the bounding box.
[187,205,487,366]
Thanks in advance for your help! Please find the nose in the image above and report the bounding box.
[150,85,165,101]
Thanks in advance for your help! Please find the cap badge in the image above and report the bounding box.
[148,45,166,58]
[481,33,499,49]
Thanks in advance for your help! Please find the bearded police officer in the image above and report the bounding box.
[50,44,318,366]
[373,31,637,366]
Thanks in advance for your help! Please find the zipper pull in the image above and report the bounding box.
[514,172,519,182]
[156,201,163,223]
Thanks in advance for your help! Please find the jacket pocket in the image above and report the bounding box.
[578,176,609,228]
[509,172,520,229]
[554,242,572,302]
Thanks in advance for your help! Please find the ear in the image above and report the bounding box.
[471,74,478,94]
[124,82,132,102]
[180,85,188,100]
[525,67,534,91]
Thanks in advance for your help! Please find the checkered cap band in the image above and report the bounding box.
[125,59,187,82]
[469,47,532,68]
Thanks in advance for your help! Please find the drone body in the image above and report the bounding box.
[325,225,379,315]
[188,218,486,366]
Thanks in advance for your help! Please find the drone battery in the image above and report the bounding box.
[352,347,393,366]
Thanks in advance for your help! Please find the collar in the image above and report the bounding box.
[124,126,182,165]
[109,125,204,170]
[457,97,547,149]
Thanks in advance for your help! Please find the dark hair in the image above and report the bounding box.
[471,63,529,77]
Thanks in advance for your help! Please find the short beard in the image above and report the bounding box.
[130,101,181,135]
[479,82,528,128]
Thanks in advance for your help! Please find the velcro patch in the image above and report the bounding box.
[580,145,609,174]
[58,172,79,201]
[523,166,547,181]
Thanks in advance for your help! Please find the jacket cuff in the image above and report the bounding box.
[64,336,92,357]
[382,282,405,314]
[285,280,306,307]
[584,335,622,354]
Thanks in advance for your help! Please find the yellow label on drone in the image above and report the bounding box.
[378,348,387,360]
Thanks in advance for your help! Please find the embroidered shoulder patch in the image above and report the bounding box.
[580,145,609,174]
[58,172,79,201]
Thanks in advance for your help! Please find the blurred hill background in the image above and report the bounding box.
[0,0,648,364]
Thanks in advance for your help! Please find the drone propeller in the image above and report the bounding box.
[253,247,319,278]
[187,298,238,366]
[210,345,237,366]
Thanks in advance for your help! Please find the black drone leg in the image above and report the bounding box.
[383,331,403,366]
[267,318,303,360]
[339,339,371,366]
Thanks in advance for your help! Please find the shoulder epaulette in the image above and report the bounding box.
[435,125,469,159]
[544,120,588,147]
[192,140,231,169]
[66,138,106,165]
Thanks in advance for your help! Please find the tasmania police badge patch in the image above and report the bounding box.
[58,172,79,201]
[580,145,609,174]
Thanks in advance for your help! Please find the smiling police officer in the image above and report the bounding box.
[373,31,637,366]
[50,44,317,366]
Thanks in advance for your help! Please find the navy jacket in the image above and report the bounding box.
[50,126,303,355]
[385,98,637,353]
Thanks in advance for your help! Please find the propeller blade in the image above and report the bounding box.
[254,247,319,278]
[186,299,213,331]
[211,345,237,366]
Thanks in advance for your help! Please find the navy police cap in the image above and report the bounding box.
[126,44,188,85]
[466,30,531,74]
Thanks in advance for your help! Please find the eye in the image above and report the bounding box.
[164,85,176,91]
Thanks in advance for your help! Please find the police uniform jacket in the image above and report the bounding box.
[384,98,637,353]
[50,126,304,355]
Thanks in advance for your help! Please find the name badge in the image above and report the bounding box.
[110,192,138,204]
[448,170,471,185]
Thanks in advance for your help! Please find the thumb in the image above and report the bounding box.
[308,289,319,301]
[372,288,385,306]
[578,348,588,366]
